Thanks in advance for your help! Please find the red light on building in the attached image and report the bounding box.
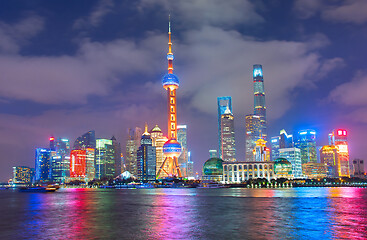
[70,150,86,178]
[336,129,347,136]
[49,137,55,141]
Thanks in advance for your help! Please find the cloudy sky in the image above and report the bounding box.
[0,0,367,180]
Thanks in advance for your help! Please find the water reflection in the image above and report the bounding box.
[1,187,366,239]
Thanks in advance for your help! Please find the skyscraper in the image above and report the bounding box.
[187,151,194,179]
[279,129,293,148]
[253,64,267,140]
[279,148,302,178]
[320,145,338,177]
[329,129,350,177]
[270,136,280,161]
[157,17,182,178]
[95,139,115,179]
[125,128,138,177]
[150,125,169,178]
[296,129,317,164]
[217,96,232,157]
[111,136,122,176]
[177,125,188,177]
[137,125,156,181]
[245,114,261,161]
[73,130,96,149]
[220,107,236,162]
[50,137,70,183]
[35,148,51,182]
[70,148,95,182]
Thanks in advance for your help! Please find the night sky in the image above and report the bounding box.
[0,0,367,181]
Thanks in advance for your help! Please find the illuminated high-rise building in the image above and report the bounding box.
[150,125,169,178]
[187,151,194,179]
[245,114,261,161]
[217,96,232,157]
[125,129,138,177]
[96,139,115,179]
[220,107,236,162]
[157,17,182,178]
[177,125,189,177]
[73,130,96,150]
[279,148,302,178]
[13,166,33,184]
[351,159,365,178]
[253,64,267,140]
[111,136,122,176]
[35,148,51,182]
[320,145,338,177]
[137,124,156,181]
[69,148,95,182]
[50,137,71,183]
[296,129,317,164]
[329,129,350,177]
[253,139,270,162]
[279,129,293,148]
[270,136,280,161]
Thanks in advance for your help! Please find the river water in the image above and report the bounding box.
[0,187,366,239]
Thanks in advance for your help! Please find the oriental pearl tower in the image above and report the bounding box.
[157,16,182,178]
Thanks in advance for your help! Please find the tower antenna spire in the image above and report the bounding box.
[168,14,171,33]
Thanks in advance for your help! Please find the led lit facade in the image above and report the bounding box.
[220,108,236,162]
[320,145,338,177]
[223,161,275,183]
[217,96,232,158]
[13,166,33,184]
[50,137,70,183]
[177,125,189,177]
[157,17,182,178]
[35,148,51,182]
[253,139,270,162]
[137,125,156,181]
[96,139,115,179]
[280,129,293,148]
[69,148,95,182]
[187,151,194,179]
[296,129,317,164]
[279,148,302,178]
[245,114,261,161]
[253,64,267,140]
[302,162,327,179]
[329,129,350,177]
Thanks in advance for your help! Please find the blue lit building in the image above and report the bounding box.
[245,114,261,161]
[295,129,317,164]
[96,139,115,179]
[253,64,267,140]
[271,136,280,161]
[50,138,71,183]
[137,125,156,181]
[35,148,51,182]
[279,148,302,178]
[217,96,232,158]
[279,129,293,148]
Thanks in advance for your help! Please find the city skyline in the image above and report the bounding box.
[0,0,367,181]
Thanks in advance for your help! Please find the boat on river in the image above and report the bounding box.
[18,186,57,193]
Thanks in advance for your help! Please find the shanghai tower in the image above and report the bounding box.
[253,64,267,140]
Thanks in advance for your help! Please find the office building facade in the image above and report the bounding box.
[217,96,232,158]
[220,108,236,162]
[253,64,267,140]
[245,114,261,161]
[279,148,302,178]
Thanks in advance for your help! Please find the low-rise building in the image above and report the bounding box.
[223,161,275,183]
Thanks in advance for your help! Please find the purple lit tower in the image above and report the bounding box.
[157,16,182,178]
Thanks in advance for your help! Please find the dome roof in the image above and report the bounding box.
[163,139,182,157]
[203,158,224,176]
[162,73,179,87]
[274,158,292,175]
[150,125,162,132]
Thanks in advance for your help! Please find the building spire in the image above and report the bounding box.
[143,123,149,136]
[167,14,174,74]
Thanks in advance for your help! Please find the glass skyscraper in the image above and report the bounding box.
[220,108,236,161]
[73,130,96,149]
[217,96,232,158]
[329,129,350,177]
[245,114,261,161]
[35,148,51,182]
[270,136,280,161]
[137,126,156,181]
[279,148,302,178]
[50,137,70,183]
[296,129,317,164]
[96,139,115,179]
[253,64,266,140]
[177,125,188,177]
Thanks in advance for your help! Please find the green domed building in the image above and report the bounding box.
[202,158,224,182]
[274,158,293,179]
